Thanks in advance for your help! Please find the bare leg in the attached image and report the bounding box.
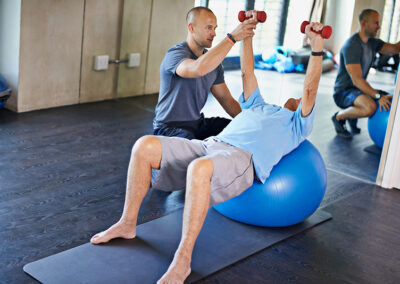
[91,135,162,244]
[158,158,214,284]
[336,94,377,120]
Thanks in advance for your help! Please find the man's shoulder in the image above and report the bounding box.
[368,36,385,48]
[166,41,189,54]
[343,33,361,49]
[161,41,193,70]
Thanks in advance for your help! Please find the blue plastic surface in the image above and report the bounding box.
[0,74,9,92]
[0,73,11,109]
[368,102,391,148]
[214,140,327,227]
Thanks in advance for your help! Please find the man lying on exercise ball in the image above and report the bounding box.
[90,11,325,284]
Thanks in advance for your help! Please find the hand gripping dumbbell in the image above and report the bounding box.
[300,21,332,39]
[238,10,267,23]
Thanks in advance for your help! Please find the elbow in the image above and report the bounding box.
[196,66,207,77]
[241,69,252,80]
[190,60,208,77]
[350,76,362,88]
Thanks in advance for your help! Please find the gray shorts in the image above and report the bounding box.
[152,136,254,206]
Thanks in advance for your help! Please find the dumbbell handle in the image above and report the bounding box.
[300,21,332,39]
[238,11,267,23]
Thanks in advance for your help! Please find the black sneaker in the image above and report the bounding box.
[348,118,361,134]
[331,112,352,138]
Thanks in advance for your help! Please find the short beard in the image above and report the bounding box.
[194,36,211,49]
[365,29,376,37]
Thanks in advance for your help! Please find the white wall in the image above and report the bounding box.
[0,0,21,111]
[324,0,354,54]
[379,70,400,189]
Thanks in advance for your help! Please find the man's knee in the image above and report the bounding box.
[132,135,161,162]
[187,158,214,181]
[365,100,377,116]
[354,95,377,116]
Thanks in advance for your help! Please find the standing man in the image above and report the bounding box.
[332,9,399,138]
[153,6,256,139]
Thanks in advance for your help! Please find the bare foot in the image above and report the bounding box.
[157,253,191,284]
[90,221,136,244]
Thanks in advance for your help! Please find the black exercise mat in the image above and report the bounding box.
[24,208,331,284]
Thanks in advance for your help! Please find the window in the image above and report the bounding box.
[283,0,314,49]
[253,0,288,54]
[195,0,288,56]
[380,0,400,43]
[207,0,246,56]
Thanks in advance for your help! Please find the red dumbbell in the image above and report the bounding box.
[238,10,267,23]
[300,21,332,39]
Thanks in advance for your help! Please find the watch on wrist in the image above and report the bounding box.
[311,51,324,56]
[374,93,381,100]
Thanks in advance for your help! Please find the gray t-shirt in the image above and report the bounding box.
[334,33,385,93]
[153,41,225,129]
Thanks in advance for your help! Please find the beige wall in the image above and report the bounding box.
[80,0,123,103]
[18,0,84,112]
[11,0,194,112]
[117,0,152,98]
[5,0,391,112]
[144,0,194,94]
[324,0,355,54]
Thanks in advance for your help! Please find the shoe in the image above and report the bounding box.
[331,112,352,138]
[348,118,361,134]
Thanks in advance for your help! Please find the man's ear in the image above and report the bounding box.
[188,23,194,33]
[361,19,366,28]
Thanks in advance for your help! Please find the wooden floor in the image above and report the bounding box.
[1,69,399,283]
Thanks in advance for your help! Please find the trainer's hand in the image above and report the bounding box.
[378,95,391,112]
[244,10,259,23]
[230,18,257,42]
[305,22,324,52]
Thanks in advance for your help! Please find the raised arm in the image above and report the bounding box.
[301,23,324,117]
[241,37,259,101]
[240,13,259,101]
[177,22,256,78]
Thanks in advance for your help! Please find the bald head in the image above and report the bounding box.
[359,9,379,23]
[186,6,214,24]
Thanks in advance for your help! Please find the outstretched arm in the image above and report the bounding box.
[240,14,259,101]
[301,22,324,117]
[177,22,256,78]
[380,41,400,55]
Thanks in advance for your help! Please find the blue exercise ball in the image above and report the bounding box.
[368,102,391,148]
[0,74,11,109]
[214,140,327,227]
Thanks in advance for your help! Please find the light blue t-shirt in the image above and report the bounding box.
[217,87,315,183]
